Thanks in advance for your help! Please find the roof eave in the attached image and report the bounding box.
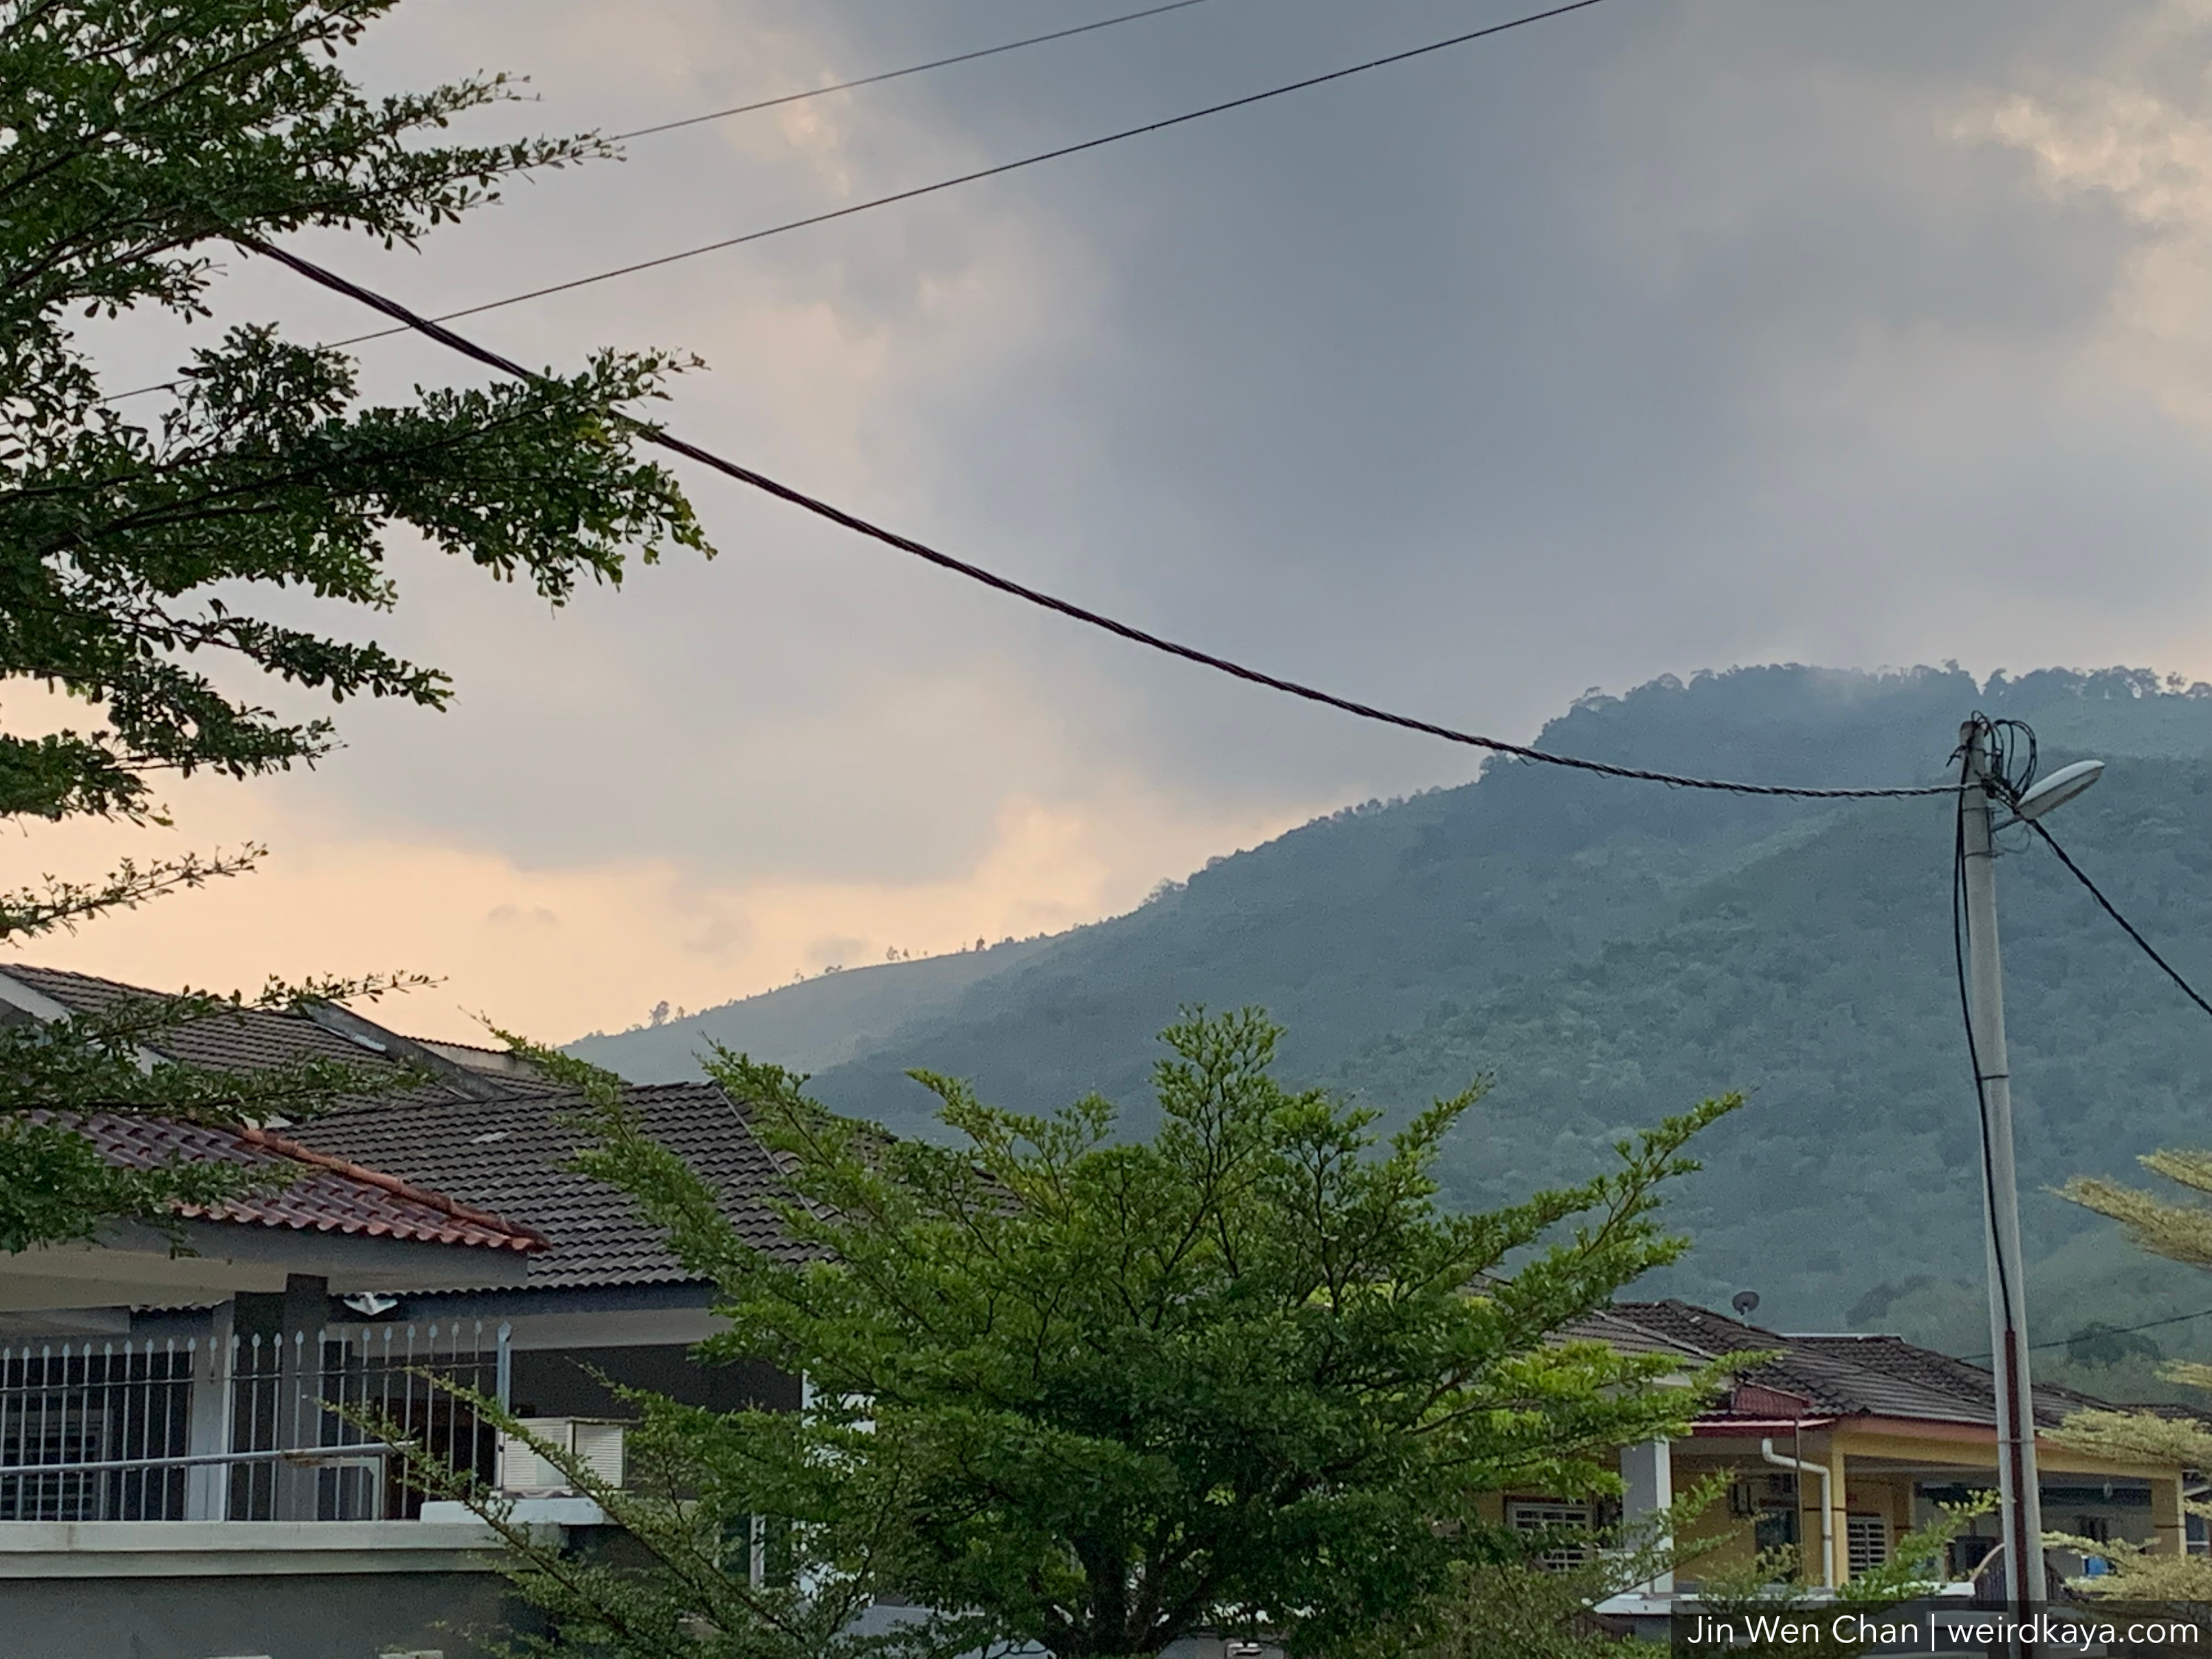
[0,1217,533,1310]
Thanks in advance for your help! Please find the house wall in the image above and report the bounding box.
[1535,1427,2188,1592]
[1671,1453,1766,1584]
[0,1573,535,1659]
[1838,1427,2185,1562]
[1840,1467,1916,1568]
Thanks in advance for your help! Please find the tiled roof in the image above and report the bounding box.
[0,964,790,1288]
[0,965,562,1104]
[1599,1300,2111,1430]
[3,964,391,1073]
[63,1113,546,1252]
[289,1083,806,1288]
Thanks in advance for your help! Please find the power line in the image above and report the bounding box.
[247,0,1624,367]
[108,0,1613,404]
[241,232,1954,804]
[1955,1304,2212,1365]
[607,0,1219,143]
[2025,816,2212,1024]
[102,0,1227,405]
[339,0,1607,342]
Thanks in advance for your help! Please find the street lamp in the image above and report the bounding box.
[1957,724,2102,1629]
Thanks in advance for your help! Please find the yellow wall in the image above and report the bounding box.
[1485,1427,2185,1590]
[1671,1430,2185,1586]
[1672,1459,1760,1583]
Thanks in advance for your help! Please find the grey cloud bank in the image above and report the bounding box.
[123,0,2212,898]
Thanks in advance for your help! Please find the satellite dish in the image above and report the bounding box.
[1731,1290,1761,1319]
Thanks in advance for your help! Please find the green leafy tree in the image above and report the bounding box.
[1404,1478,1730,1659]
[563,1009,1738,1659]
[2048,1153,2212,1603]
[0,0,708,1241]
[383,1375,989,1659]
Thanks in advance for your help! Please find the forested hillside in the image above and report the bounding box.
[577,665,2212,1373]
[569,936,1048,1082]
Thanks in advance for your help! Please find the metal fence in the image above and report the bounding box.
[0,1320,509,1522]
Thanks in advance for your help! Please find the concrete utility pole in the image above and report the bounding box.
[1958,719,2044,1627]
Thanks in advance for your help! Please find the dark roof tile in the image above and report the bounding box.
[1600,1300,2114,1428]
[0,965,565,1105]
[290,1083,804,1288]
[60,1113,545,1252]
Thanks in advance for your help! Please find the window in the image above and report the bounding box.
[1847,1514,1888,1575]
[1508,1500,1595,1569]
[1755,1503,1800,1562]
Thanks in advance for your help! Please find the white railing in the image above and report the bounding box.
[0,1320,509,1522]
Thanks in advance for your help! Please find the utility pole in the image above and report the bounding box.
[1958,718,2044,1630]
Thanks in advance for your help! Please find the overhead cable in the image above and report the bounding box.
[298,0,1620,353]
[1955,1303,2212,1365]
[607,0,1219,142]
[2026,817,2212,1023]
[241,233,1953,803]
[108,0,1613,404]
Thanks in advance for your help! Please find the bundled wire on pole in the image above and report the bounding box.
[1953,717,2018,1332]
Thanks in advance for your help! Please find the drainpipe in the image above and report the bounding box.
[1763,1438,1835,1588]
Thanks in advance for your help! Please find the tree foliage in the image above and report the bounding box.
[383,1373,990,1659]
[2052,1154,2212,1604]
[2,0,707,830]
[1402,1478,1729,1659]
[0,0,708,1243]
[565,1009,1736,1659]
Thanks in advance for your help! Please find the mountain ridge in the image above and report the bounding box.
[571,664,2212,1374]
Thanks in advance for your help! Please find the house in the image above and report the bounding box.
[283,1073,810,1423]
[0,1109,552,1658]
[0,967,604,1659]
[0,964,818,1659]
[4,963,2197,1653]
[1515,1298,2198,1625]
[0,964,800,1420]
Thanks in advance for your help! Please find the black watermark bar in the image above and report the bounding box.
[1672,1598,2211,1655]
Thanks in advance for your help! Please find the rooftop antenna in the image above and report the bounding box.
[1731,1290,1760,1319]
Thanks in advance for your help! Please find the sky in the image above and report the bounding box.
[22,0,2212,1041]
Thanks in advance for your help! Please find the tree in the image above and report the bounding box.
[2047,1152,2212,1603]
[0,0,708,1241]
[1404,1482,1726,1659]
[388,1373,988,1659]
[571,1009,1738,1659]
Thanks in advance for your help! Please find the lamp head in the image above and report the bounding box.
[2014,759,2104,823]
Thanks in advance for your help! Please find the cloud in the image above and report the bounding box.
[486,905,561,931]
[38,0,2212,1039]
[1957,0,2212,426]
[8,768,1311,1041]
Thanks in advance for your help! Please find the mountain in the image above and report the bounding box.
[573,664,2212,1368]
[567,936,1051,1083]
